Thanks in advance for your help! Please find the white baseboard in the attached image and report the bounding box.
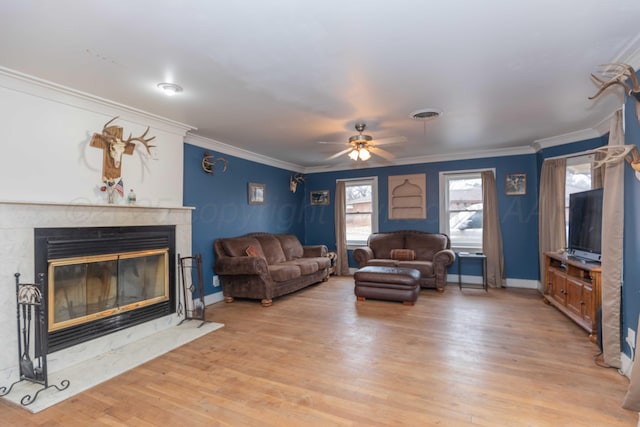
[505,278,540,289]
[205,291,224,306]
[622,352,633,379]
[447,275,539,289]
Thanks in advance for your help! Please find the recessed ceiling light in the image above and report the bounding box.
[157,82,183,96]
[409,108,442,121]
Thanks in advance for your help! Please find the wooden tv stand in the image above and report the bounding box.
[543,251,601,343]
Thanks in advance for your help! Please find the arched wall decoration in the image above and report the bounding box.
[388,173,426,219]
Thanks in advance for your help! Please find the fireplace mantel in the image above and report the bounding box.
[0,199,195,210]
[0,200,193,380]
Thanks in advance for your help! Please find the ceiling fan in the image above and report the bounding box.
[320,123,407,162]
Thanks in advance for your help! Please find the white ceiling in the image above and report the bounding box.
[2,1,640,171]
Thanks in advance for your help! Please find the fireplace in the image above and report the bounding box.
[35,226,176,353]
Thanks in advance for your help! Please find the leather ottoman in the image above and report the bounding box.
[354,266,421,305]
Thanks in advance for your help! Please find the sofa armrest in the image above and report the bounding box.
[214,256,269,276]
[352,247,374,267]
[303,245,328,257]
[433,249,456,267]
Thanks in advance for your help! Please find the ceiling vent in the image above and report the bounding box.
[410,108,442,121]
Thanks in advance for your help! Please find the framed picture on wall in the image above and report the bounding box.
[310,190,330,205]
[248,182,265,204]
[505,173,526,196]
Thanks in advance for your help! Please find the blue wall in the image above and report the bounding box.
[183,143,305,296]
[304,154,540,280]
[183,93,639,362]
[623,91,640,359]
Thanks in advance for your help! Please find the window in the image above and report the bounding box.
[439,171,485,251]
[343,177,378,247]
[565,154,596,240]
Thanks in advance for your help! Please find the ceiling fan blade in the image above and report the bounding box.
[317,140,347,145]
[371,147,396,161]
[373,136,408,146]
[326,147,353,160]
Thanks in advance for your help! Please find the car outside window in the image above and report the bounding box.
[440,172,485,251]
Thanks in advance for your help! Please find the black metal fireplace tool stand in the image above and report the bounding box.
[178,254,207,327]
[0,273,70,406]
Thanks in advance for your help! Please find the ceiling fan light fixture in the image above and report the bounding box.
[409,108,442,121]
[348,149,360,161]
[358,148,371,161]
[157,82,183,96]
[349,134,373,144]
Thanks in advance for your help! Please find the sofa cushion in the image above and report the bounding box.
[368,233,405,259]
[255,234,287,265]
[405,233,448,260]
[367,259,398,268]
[282,259,319,275]
[268,264,301,282]
[222,237,262,258]
[310,256,331,270]
[390,249,415,261]
[397,260,434,277]
[276,234,304,260]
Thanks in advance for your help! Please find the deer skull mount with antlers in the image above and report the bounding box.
[589,62,640,125]
[90,116,156,181]
[290,174,305,193]
[592,144,640,181]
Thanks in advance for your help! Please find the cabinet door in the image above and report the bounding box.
[565,277,584,317]
[549,269,567,306]
[582,284,593,323]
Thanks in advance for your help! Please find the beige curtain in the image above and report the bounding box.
[601,109,624,369]
[592,152,605,188]
[624,314,640,410]
[334,181,350,276]
[538,158,566,282]
[481,171,505,287]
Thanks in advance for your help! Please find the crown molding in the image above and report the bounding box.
[533,128,602,150]
[184,133,304,173]
[0,66,196,136]
[303,144,536,174]
[611,31,640,70]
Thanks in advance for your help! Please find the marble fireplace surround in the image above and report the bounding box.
[0,201,193,384]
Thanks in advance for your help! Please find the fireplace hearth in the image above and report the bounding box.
[35,226,176,353]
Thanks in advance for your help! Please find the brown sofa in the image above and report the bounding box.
[214,232,330,306]
[352,230,455,291]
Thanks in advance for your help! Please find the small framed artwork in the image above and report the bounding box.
[505,173,526,196]
[310,190,330,205]
[248,182,265,204]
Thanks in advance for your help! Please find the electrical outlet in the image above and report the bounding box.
[212,275,220,287]
[628,328,636,349]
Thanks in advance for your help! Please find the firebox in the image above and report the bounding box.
[35,226,176,353]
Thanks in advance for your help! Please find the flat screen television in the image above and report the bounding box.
[567,188,603,263]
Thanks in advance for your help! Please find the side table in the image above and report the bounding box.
[457,252,488,291]
[327,251,337,275]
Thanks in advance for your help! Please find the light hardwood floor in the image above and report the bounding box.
[1,276,637,426]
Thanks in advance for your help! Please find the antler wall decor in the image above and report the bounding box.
[90,116,156,182]
[289,174,305,193]
[592,144,640,171]
[589,62,640,125]
[202,152,228,175]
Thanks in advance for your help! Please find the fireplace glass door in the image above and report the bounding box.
[48,249,169,332]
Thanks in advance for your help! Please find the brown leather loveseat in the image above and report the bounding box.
[352,230,455,291]
[214,232,330,306]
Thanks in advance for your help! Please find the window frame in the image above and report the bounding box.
[439,169,493,252]
[564,154,596,242]
[340,177,378,249]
